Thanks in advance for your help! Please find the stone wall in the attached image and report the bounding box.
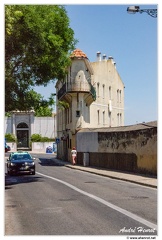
[76,122,157,175]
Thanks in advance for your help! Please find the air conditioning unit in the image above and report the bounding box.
[108,100,112,112]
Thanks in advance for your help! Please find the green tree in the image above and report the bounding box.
[5,5,77,112]
[24,90,55,116]
[5,89,55,116]
[35,106,53,117]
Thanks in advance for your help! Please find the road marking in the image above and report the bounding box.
[37,172,157,231]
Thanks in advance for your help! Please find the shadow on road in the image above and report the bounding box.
[38,157,64,167]
[5,174,43,190]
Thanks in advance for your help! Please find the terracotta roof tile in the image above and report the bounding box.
[70,49,88,59]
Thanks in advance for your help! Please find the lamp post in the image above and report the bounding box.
[127,6,157,18]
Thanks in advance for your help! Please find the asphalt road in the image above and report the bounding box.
[5,153,157,236]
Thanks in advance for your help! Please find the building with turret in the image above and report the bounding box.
[56,49,125,161]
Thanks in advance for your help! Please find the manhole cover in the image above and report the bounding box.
[130,196,149,199]
[84,181,96,183]
[59,198,76,201]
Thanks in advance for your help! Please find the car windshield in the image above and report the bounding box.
[11,154,32,161]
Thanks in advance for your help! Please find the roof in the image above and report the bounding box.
[70,48,94,75]
[70,49,88,59]
[10,151,30,155]
[77,121,157,133]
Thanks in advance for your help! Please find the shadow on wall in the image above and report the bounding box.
[77,152,157,176]
[90,152,137,172]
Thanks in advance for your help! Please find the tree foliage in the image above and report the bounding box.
[5,89,55,116]
[35,106,53,117]
[5,5,77,112]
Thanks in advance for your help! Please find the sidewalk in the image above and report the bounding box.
[49,156,157,189]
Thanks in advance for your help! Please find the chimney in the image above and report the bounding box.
[102,54,107,61]
[108,56,113,60]
[108,56,116,67]
[96,51,101,61]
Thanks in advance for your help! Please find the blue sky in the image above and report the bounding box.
[1,1,158,126]
[34,3,158,126]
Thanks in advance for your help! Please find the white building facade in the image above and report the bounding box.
[56,49,125,161]
[5,111,57,149]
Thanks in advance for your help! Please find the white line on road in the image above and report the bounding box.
[37,171,157,231]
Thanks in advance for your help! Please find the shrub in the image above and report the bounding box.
[30,134,55,142]
[41,137,50,142]
[30,134,42,142]
[5,133,16,142]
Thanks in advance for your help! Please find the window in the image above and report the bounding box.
[120,90,122,103]
[103,84,105,99]
[97,110,100,125]
[76,110,80,117]
[97,83,100,97]
[12,154,32,160]
[70,103,72,122]
[109,112,111,127]
[103,111,105,125]
[120,113,122,125]
[109,86,111,100]
[17,122,28,128]
[117,113,119,126]
[117,89,119,103]
[117,113,122,126]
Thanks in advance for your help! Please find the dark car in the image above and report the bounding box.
[5,144,11,153]
[7,151,35,175]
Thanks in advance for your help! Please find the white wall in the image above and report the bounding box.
[5,116,57,139]
[5,117,12,133]
[32,142,54,153]
[33,117,56,138]
[76,132,98,152]
[90,60,124,127]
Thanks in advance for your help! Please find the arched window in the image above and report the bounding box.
[102,84,105,99]
[120,90,122,103]
[109,86,111,100]
[97,83,100,97]
[17,122,28,128]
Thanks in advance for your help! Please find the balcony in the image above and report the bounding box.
[58,81,96,106]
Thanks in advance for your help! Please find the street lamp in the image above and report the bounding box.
[127,6,157,18]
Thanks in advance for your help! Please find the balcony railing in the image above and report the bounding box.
[89,83,96,101]
[58,81,96,103]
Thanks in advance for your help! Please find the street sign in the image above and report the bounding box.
[56,138,60,144]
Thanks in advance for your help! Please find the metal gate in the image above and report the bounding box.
[16,122,29,148]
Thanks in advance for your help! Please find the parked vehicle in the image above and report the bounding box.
[5,143,11,153]
[7,151,35,175]
[46,146,53,153]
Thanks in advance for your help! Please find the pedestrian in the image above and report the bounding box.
[71,147,77,165]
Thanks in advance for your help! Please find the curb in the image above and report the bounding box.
[65,164,157,189]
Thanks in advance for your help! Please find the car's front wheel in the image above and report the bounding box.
[8,170,12,176]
